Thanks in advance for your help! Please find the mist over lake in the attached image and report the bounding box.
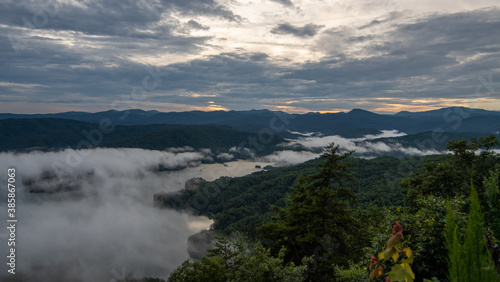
[0,148,271,282]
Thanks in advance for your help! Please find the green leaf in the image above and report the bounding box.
[379,246,398,262]
[401,248,414,264]
[388,263,415,282]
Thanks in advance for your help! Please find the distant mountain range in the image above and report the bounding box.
[1,106,499,136]
[1,107,499,154]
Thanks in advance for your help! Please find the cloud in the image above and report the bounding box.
[216,152,234,161]
[167,146,195,153]
[0,148,219,281]
[229,146,255,158]
[0,0,240,37]
[269,0,295,8]
[288,130,319,137]
[271,23,324,37]
[187,19,210,30]
[285,135,358,152]
[1,2,500,113]
[286,8,500,102]
[281,130,443,158]
[162,0,242,22]
[356,130,407,140]
[259,150,319,166]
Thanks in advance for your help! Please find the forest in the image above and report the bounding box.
[123,135,500,282]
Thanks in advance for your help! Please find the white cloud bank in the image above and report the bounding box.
[259,150,319,166]
[0,148,225,282]
[266,130,443,166]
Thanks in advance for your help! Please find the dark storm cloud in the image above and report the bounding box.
[271,23,324,37]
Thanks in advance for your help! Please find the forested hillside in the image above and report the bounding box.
[0,118,284,156]
[155,156,427,238]
[147,136,500,282]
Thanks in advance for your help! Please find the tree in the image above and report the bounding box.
[259,143,366,280]
[402,135,499,208]
[168,234,308,282]
[392,196,461,280]
[483,168,500,240]
[402,136,500,250]
[396,136,500,280]
[445,184,498,281]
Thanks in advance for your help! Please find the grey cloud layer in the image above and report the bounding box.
[286,8,500,99]
[1,3,499,112]
[1,0,239,35]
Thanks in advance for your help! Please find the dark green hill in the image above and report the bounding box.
[105,124,282,155]
[0,118,284,155]
[155,155,428,237]
[0,118,108,151]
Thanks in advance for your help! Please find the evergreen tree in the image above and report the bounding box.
[259,143,366,281]
[444,201,462,281]
[444,184,498,281]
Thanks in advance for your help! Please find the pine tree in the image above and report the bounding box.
[259,143,364,280]
[444,201,462,281]
[444,183,499,281]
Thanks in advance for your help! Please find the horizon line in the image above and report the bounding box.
[1,105,499,116]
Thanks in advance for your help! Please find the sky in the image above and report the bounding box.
[1,0,500,114]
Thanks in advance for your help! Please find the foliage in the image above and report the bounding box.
[167,234,309,282]
[444,184,499,281]
[400,136,500,278]
[158,155,418,239]
[444,201,461,281]
[402,135,500,210]
[157,159,320,238]
[0,118,284,155]
[333,261,366,282]
[483,168,500,240]
[348,156,425,207]
[258,144,369,281]
[369,221,415,282]
[402,196,464,280]
[362,196,467,281]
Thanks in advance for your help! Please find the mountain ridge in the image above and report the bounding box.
[1,107,500,147]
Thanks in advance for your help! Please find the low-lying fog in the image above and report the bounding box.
[261,130,443,165]
[0,131,444,281]
[0,148,272,282]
